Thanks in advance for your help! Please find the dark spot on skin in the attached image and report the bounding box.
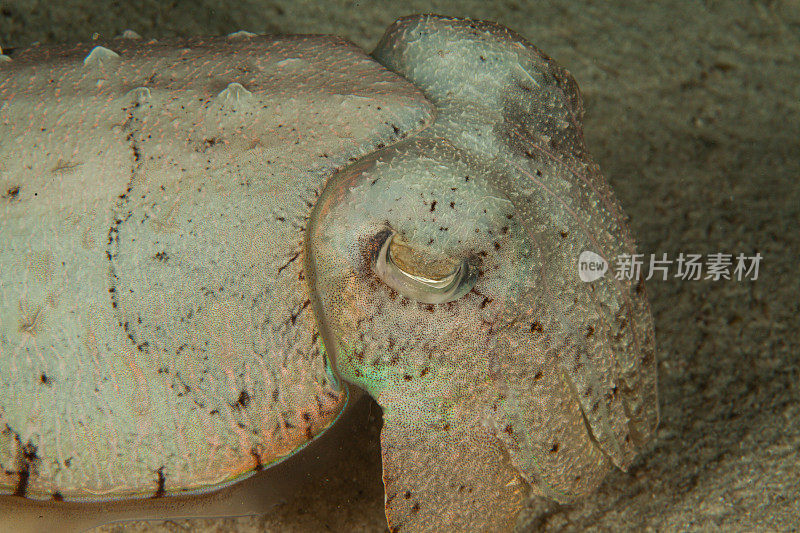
[13,466,29,497]
[449,201,455,208]
[5,424,39,497]
[290,299,310,325]
[277,250,301,275]
[403,374,412,381]
[52,491,64,501]
[425,304,435,313]
[560,231,569,238]
[534,370,544,380]
[235,390,250,409]
[531,321,543,333]
[251,447,264,471]
[430,200,437,212]
[3,186,19,199]
[281,416,296,430]
[64,458,71,468]
[392,124,400,135]
[39,373,50,385]
[586,325,594,338]
[404,491,411,499]
[153,251,169,262]
[550,442,559,453]
[153,466,166,498]
[504,425,514,435]
[324,389,340,402]
[411,502,420,513]
[420,367,429,378]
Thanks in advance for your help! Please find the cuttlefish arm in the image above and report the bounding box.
[305,15,658,532]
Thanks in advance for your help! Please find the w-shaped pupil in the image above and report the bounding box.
[373,232,478,304]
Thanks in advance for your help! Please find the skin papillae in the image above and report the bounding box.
[306,15,658,533]
[0,13,657,533]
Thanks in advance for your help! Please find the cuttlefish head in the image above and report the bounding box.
[305,15,658,532]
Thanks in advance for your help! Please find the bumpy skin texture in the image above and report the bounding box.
[306,15,658,532]
[0,33,433,499]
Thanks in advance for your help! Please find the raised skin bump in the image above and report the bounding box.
[82,45,121,68]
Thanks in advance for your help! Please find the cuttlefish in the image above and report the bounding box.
[0,14,658,532]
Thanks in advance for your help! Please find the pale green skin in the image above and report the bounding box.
[0,15,658,533]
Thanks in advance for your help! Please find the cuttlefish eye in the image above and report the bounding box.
[373,230,478,304]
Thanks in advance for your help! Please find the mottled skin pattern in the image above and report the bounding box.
[0,33,432,499]
[0,14,657,533]
[307,16,658,532]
